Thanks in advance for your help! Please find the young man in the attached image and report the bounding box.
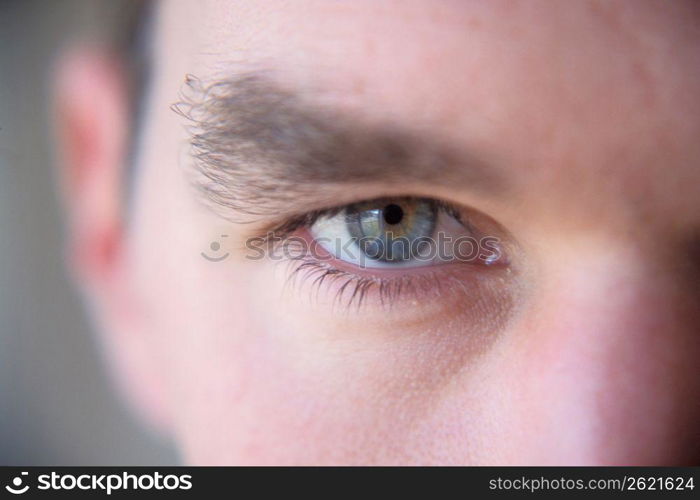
[54,0,700,464]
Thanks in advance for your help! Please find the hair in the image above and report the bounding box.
[121,0,154,205]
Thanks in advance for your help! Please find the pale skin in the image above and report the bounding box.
[54,0,700,464]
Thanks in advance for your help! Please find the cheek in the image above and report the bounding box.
[490,257,700,465]
[154,256,277,464]
[162,252,515,464]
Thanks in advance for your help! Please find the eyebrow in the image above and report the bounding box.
[173,72,505,222]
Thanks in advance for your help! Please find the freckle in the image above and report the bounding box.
[352,79,366,95]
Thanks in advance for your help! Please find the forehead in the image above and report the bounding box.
[154,0,700,227]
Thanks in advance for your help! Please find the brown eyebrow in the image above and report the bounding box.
[172,72,506,222]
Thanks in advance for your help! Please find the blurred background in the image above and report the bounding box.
[0,0,176,464]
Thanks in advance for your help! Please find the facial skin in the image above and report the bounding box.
[54,0,700,464]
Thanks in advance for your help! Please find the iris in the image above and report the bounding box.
[345,199,437,262]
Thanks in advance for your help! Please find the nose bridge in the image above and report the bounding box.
[517,242,700,464]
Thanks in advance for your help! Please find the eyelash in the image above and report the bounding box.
[263,198,492,310]
[284,254,447,310]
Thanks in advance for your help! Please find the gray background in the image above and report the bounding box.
[0,0,177,464]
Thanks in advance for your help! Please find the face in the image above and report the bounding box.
[55,0,700,464]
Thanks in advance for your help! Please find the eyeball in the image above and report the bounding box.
[309,197,489,269]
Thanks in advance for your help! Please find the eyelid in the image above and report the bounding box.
[256,195,516,312]
[279,237,511,311]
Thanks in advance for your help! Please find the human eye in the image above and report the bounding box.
[261,195,516,311]
[308,197,499,269]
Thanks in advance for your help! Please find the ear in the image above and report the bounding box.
[53,48,170,434]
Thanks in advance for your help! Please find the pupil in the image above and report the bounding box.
[383,204,404,225]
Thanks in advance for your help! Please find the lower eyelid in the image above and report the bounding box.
[276,228,513,312]
[276,254,518,342]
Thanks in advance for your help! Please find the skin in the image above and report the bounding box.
[54,0,700,464]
